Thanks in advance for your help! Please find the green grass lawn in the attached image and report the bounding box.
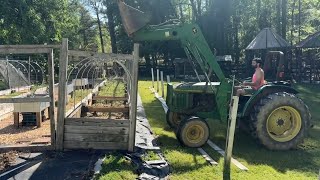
[97,80,320,180]
[98,80,126,97]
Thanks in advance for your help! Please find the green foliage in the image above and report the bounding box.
[0,0,100,51]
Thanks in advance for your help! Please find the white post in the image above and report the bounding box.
[156,69,159,92]
[28,56,31,84]
[151,68,154,88]
[6,56,10,89]
[161,71,164,97]
[167,75,170,83]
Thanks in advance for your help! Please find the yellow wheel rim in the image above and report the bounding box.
[186,125,205,144]
[266,106,302,142]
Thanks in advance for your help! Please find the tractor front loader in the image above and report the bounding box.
[117,0,311,150]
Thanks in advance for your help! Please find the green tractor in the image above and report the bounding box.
[118,1,311,150]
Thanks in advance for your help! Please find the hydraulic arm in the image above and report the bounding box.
[118,1,232,121]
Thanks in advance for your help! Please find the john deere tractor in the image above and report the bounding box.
[118,1,311,150]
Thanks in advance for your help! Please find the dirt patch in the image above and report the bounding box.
[0,114,50,145]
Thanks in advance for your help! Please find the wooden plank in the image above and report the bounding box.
[197,148,218,165]
[13,112,19,127]
[48,49,56,147]
[0,97,51,103]
[68,50,133,60]
[128,43,139,152]
[36,112,41,128]
[224,96,241,177]
[66,104,82,118]
[64,141,127,150]
[65,118,130,127]
[0,45,61,49]
[207,140,248,171]
[92,96,128,101]
[64,125,129,135]
[86,106,129,113]
[56,38,69,150]
[0,48,53,54]
[0,144,52,153]
[64,133,128,142]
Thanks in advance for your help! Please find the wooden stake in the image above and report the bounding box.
[224,96,240,179]
[128,43,139,152]
[48,49,56,148]
[56,38,68,150]
[156,69,159,92]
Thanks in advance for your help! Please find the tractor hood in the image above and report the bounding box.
[173,82,221,94]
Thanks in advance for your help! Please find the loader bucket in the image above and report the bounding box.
[118,0,151,36]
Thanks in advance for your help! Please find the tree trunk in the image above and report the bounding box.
[106,8,117,53]
[298,0,301,42]
[197,0,201,17]
[257,0,261,29]
[281,0,287,40]
[290,0,297,45]
[277,0,281,34]
[96,9,105,53]
[179,4,184,20]
[190,0,198,21]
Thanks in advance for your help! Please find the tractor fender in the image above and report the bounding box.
[241,85,298,117]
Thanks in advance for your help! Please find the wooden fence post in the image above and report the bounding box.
[223,96,239,180]
[48,49,56,148]
[56,38,68,150]
[167,75,170,83]
[128,43,139,152]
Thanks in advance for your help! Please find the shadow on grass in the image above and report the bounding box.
[154,134,210,174]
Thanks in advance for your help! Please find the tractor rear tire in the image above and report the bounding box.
[176,117,209,148]
[251,92,311,150]
[166,110,182,128]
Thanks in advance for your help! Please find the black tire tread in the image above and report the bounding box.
[250,92,311,150]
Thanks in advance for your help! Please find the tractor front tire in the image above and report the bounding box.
[176,117,209,148]
[166,110,182,128]
[251,92,311,150]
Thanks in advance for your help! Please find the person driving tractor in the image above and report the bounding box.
[236,58,265,96]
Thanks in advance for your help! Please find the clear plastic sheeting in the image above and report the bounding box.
[0,61,29,88]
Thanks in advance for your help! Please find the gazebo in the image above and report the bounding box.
[293,31,320,83]
[245,28,291,78]
[246,28,290,50]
